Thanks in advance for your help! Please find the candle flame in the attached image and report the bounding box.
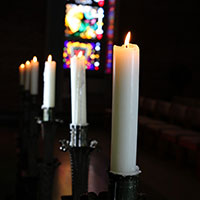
[33,56,37,62]
[124,31,131,47]
[25,60,30,65]
[77,51,83,58]
[20,64,25,69]
[48,54,52,62]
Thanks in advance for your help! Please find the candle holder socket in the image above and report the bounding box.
[59,124,98,200]
[108,168,142,200]
[42,107,54,122]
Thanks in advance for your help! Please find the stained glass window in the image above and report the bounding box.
[63,0,115,72]
[65,4,104,40]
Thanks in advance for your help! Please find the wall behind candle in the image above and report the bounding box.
[0,0,46,121]
[1,0,200,122]
[117,0,200,100]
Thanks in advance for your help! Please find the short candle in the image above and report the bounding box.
[110,32,140,175]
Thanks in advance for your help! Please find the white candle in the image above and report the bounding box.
[42,55,56,108]
[19,63,25,86]
[70,51,87,125]
[24,60,31,91]
[110,32,140,175]
[30,56,39,95]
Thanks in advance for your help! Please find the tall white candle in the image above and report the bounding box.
[19,63,25,86]
[42,55,56,108]
[110,32,140,175]
[70,51,87,125]
[24,60,31,91]
[30,56,39,95]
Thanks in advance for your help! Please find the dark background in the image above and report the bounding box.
[1,0,200,118]
[117,0,200,100]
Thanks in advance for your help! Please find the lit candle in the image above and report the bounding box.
[42,55,56,108]
[24,60,31,91]
[110,32,140,175]
[30,56,39,95]
[70,51,87,125]
[19,63,25,86]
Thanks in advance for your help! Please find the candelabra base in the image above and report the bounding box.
[60,124,98,200]
[109,170,143,200]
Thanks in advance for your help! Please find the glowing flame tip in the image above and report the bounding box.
[124,31,131,46]
[25,60,30,65]
[48,54,52,62]
[33,56,37,62]
[20,64,25,69]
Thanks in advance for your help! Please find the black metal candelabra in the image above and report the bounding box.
[17,86,25,174]
[75,168,143,200]
[16,89,40,200]
[108,167,142,200]
[28,95,40,177]
[59,124,98,200]
[17,85,24,152]
[16,86,26,200]
[21,94,41,200]
[38,107,61,200]
[20,90,31,174]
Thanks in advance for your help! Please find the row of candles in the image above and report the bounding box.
[19,53,86,124]
[19,32,140,176]
[19,55,56,108]
[19,57,39,95]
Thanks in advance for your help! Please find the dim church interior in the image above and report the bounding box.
[0,0,200,200]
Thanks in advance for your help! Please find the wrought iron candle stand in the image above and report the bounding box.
[16,90,39,200]
[18,94,41,200]
[108,167,142,200]
[74,169,143,200]
[17,86,25,172]
[37,107,61,200]
[20,90,31,174]
[28,94,40,177]
[59,124,98,200]
[16,86,25,200]
[17,86,25,151]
